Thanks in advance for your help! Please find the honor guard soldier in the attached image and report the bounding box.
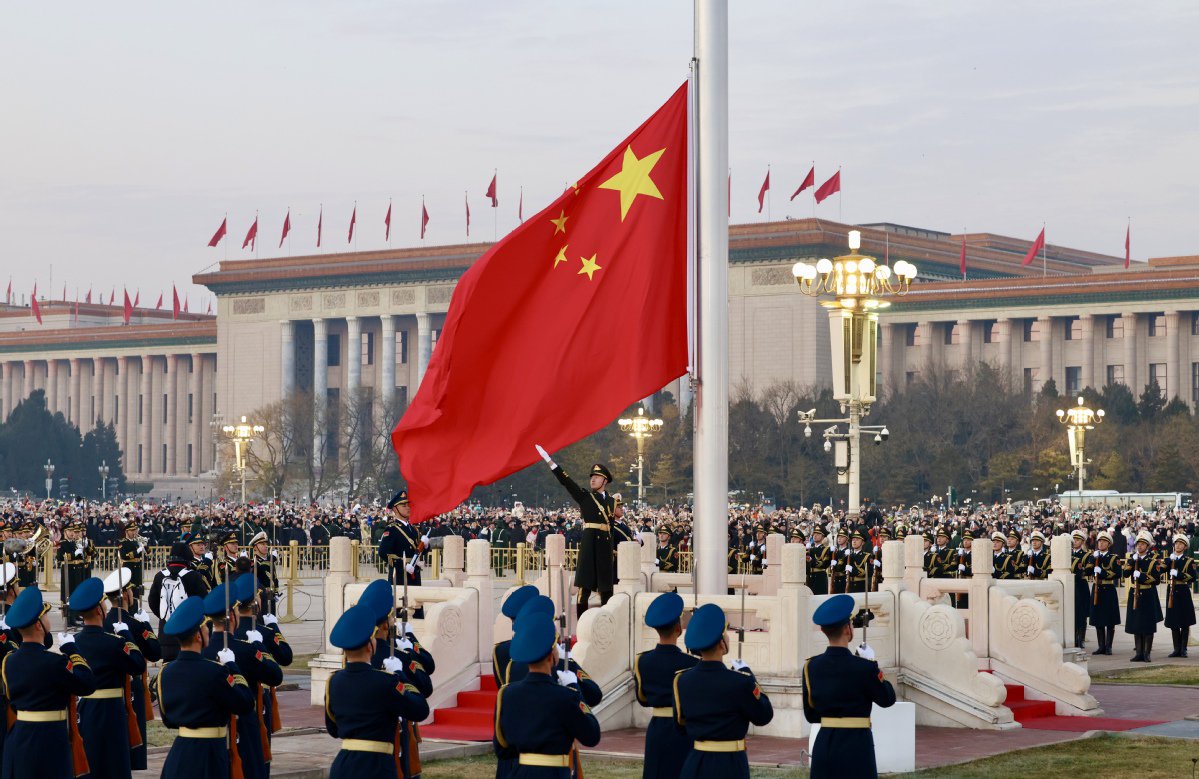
[655,527,680,573]
[1124,530,1163,662]
[230,573,290,761]
[1005,530,1026,578]
[1165,533,1195,657]
[505,597,602,708]
[210,530,241,585]
[1090,530,1122,655]
[1025,531,1051,579]
[249,532,281,616]
[1069,530,1093,649]
[493,611,602,777]
[807,527,832,595]
[16,523,38,589]
[991,532,1013,580]
[803,594,897,779]
[103,567,162,771]
[69,576,147,779]
[537,445,617,618]
[118,521,147,599]
[58,519,95,627]
[324,604,430,779]
[494,585,539,685]
[843,530,875,593]
[378,491,430,618]
[0,587,96,779]
[201,580,282,779]
[830,528,850,594]
[747,526,767,575]
[150,542,210,661]
[932,528,955,578]
[634,592,697,779]
[672,603,773,779]
[186,533,217,591]
[153,595,255,779]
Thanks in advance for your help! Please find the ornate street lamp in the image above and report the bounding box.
[1056,396,1104,492]
[43,460,55,501]
[98,460,110,501]
[222,415,265,503]
[792,230,917,518]
[618,406,663,505]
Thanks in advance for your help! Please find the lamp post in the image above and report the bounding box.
[43,460,55,500]
[98,460,109,501]
[618,406,663,505]
[1056,396,1104,492]
[792,229,917,519]
[222,415,265,503]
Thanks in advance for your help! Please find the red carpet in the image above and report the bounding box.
[420,674,497,741]
[1002,682,1164,732]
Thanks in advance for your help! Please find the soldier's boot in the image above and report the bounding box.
[1094,627,1106,654]
[1183,629,1191,658]
[1143,634,1154,663]
[1074,627,1085,649]
[1131,634,1144,662]
[1105,626,1117,655]
[1168,629,1183,658]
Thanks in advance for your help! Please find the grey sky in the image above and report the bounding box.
[2,1,1197,306]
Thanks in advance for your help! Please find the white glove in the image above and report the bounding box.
[556,669,579,687]
[873,559,882,568]
[958,564,966,572]
[74,549,83,558]
[845,563,853,572]
[856,643,876,661]
[1094,566,1102,575]
[749,554,756,562]
[874,546,881,554]
[763,559,769,567]
[414,558,424,569]
[396,636,414,652]
[1027,566,1035,575]
[1171,569,1178,579]
[0,618,7,630]
[730,659,750,672]
[535,445,556,468]
[134,610,152,623]
[653,558,660,567]
[217,648,236,665]
[204,552,214,561]
[56,632,72,648]
[1133,570,1141,580]
[112,621,129,634]
[405,563,415,575]
[262,614,279,626]
[382,656,404,674]
[245,630,264,644]
[420,535,430,546]
[137,544,146,554]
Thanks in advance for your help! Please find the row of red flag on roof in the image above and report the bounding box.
[7,281,208,326]
[955,223,1131,278]
[752,166,841,213]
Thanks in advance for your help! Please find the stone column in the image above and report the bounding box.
[280,320,295,399]
[1038,316,1052,391]
[22,360,34,399]
[0,362,8,420]
[166,354,179,475]
[880,323,896,392]
[919,321,935,374]
[346,316,362,395]
[381,315,397,410]
[117,356,131,472]
[190,354,204,475]
[69,359,82,426]
[312,319,328,468]
[997,318,1013,384]
[140,356,153,476]
[416,312,432,389]
[958,320,973,372]
[1049,534,1074,649]
[94,358,107,427]
[969,543,994,660]
[1122,312,1137,391]
[1166,310,1181,400]
[46,360,59,416]
[1079,314,1094,391]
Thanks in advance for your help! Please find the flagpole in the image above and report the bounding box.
[493,168,499,241]
[838,166,843,223]
[1042,222,1046,278]
[694,0,730,597]
[224,212,229,262]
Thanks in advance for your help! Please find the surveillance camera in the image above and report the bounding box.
[874,433,882,445]
[804,425,812,438]
[880,428,890,442]
[823,439,832,453]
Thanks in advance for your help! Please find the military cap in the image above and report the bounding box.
[590,464,614,483]
[6,586,49,630]
[836,527,849,540]
[812,593,855,627]
[1029,530,1046,542]
[517,595,556,622]
[991,531,1005,542]
[0,563,14,588]
[184,533,206,546]
[877,527,892,540]
[359,579,394,623]
[387,490,409,509]
[1006,529,1020,540]
[1134,530,1154,546]
[790,529,806,542]
[850,529,865,541]
[1097,530,1114,544]
[232,573,258,606]
[248,531,269,546]
[510,613,557,664]
[215,530,238,546]
[68,577,105,612]
[102,567,133,595]
[203,583,233,617]
[684,603,728,652]
[644,592,684,629]
[1071,529,1086,540]
[613,493,624,506]
[501,585,539,620]
[936,527,950,539]
[923,531,935,543]
[68,519,87,532]
[657,526,672,536]
[123,519,139,531]
[812,526,827,537]
[330,604,377,650]
[1173,534,1189,548]
[163,596,206,637]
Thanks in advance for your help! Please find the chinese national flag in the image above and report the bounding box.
[814,170,841,204]
[85,287,92,304]
[172,285,181,320]
[31,284,41,325]
[385,202,392,241]
[757,169,770,213]
[279,210,291,248]
[392,83,689,522]
[208,217,227,247]
[1022,227,1045,266]
[155,292,163,310]
[347,206,357,244]
[486,173,498,207]
[420,201,429,239]
[790,166,815,200]
[242,217,258,250]
[123,289,132,324]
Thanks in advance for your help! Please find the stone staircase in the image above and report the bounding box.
[420,674,498,742]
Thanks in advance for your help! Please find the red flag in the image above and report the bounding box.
[155,292,163,310]
[790,166,815,200]
[109,289,115,305]
[385,201,392,242]
[347,205,357,244]
[62,285,66,302]
[279,209,291,248]
[123,289,132,324]
[206,300,212,315]
[757,169,770,213]
[392,82,689,522]
[420,200,429,239]
[486,173,498,207]
[133,289,140,307]
[1125,224,1130,269]
[317,206,323,247]
[959,235,967,278]
[183,297,189,313]
[31,284,41,325]
[814,170,841,204]
[172,285,181,320]
[518,187,523,223]
[242,217,258,250]
[85,287,92,304]
[465,193,471,237]
[208,217,227,247]
[1021,227,1045,267]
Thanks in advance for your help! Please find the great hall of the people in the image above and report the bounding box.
[2,218,1195,495]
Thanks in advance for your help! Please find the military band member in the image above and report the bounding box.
[655,527,680,573]
[673,603,773,779]
[378,491,430,619]
[1124,530,1163,662]
[493,611,601,778]
[103,567,161,771]
[118,521,147,598]
[58,520,95,627]
[1164,533,1195,658]
[1025,531,1051,580]
[186,533,217,591]
[1069,530,1092,649]
[807,527,832,595]
[69,576,147,779]
[634,592,697,779]
[537,445,617,619]
[324,603,430,779]
[1090,530,1122,655]
[1005,530,1026,579]
[803,594,897,779]
[0,587,96,779]
[153,595,254,779]
[494,585,539,685]
[16,523,38,589]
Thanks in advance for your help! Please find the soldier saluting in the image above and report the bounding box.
[536,445,616,619]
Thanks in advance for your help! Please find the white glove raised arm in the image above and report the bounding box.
[245,629,264,645]
[730,659,750,672]
[217,647,236,665]
[262,614,279,626]
[396,636,414,652]
[382,656,404,674]
[556,669,579,687]
[856,643,877,661]
[134,610,152,623]
[535,445,556,468]
[112,621,129,634]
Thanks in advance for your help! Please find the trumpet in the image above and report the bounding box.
[4,526,53,558]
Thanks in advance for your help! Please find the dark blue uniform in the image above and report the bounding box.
[0,629,18,771]
[673,661,773,779]
[0,640,97,779]
[1069,546,1093,647]
[202,631,283,779]
[802,647,896,779]
[153,650,255,779]
[634,644,697,779]
[507,657,601,706]
[493,640,513,685]
[237,619,293,745]
[72,624,147,779]
[378,522,424,588]
[104,608,162,770]
[494,672,601,779]
[324,661,430,779]
[369,634,433,778]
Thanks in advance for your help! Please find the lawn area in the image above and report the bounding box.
[421,756,805,778]
[1091,665,1199,686]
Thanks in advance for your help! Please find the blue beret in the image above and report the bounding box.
[684,603,728,652]
[330,604,377,650]
[163,596,206,637]
[517,595,555,621]
[510,613,557,664]
[232,573,256,606]
[203,584,233,617]
[813,594,855,627]
[6,586,48,630]
[68,578,105,613]
[360,580,394,622]
[645,592,684,629]
[501,585,539,619]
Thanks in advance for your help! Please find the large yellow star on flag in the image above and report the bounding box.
[553,245,568,269]
[599,145,666,221]
[550,210,569,235]
[578,254,601,281]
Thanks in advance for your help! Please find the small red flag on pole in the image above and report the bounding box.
[172,285,181,320]
[421,199,429,239]
[1125,222,1131,269]
[486,173,498,207]
[385,201,392,242]
[347,204,357,244]
[790,166,815,201]
[757,169,770,214]
[4,278,10,305]
[242,216,258,250]
[62,285,66,302]
[465,192,471,237]
[183,297,189,313]
[133,289,140,307]
[155,292,163,310]
[279,209,291,248]
[1021,227,1045,267]
[85,287,92,304]
[109,289,115,305]
[73,293,79,324]
[317,205,323,247]
[960,234,967,279]
[208,217,227,247]
[814,170,841,204]
[206,300,212,315]
[123,288,132,324]
[31,284,41,325]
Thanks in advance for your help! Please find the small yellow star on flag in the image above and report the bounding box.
[578,254,601,281]
[550,210,569,235]
[553,245,568,269]
[599,145,666,221]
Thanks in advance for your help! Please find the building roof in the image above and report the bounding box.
[0,318,216,356]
